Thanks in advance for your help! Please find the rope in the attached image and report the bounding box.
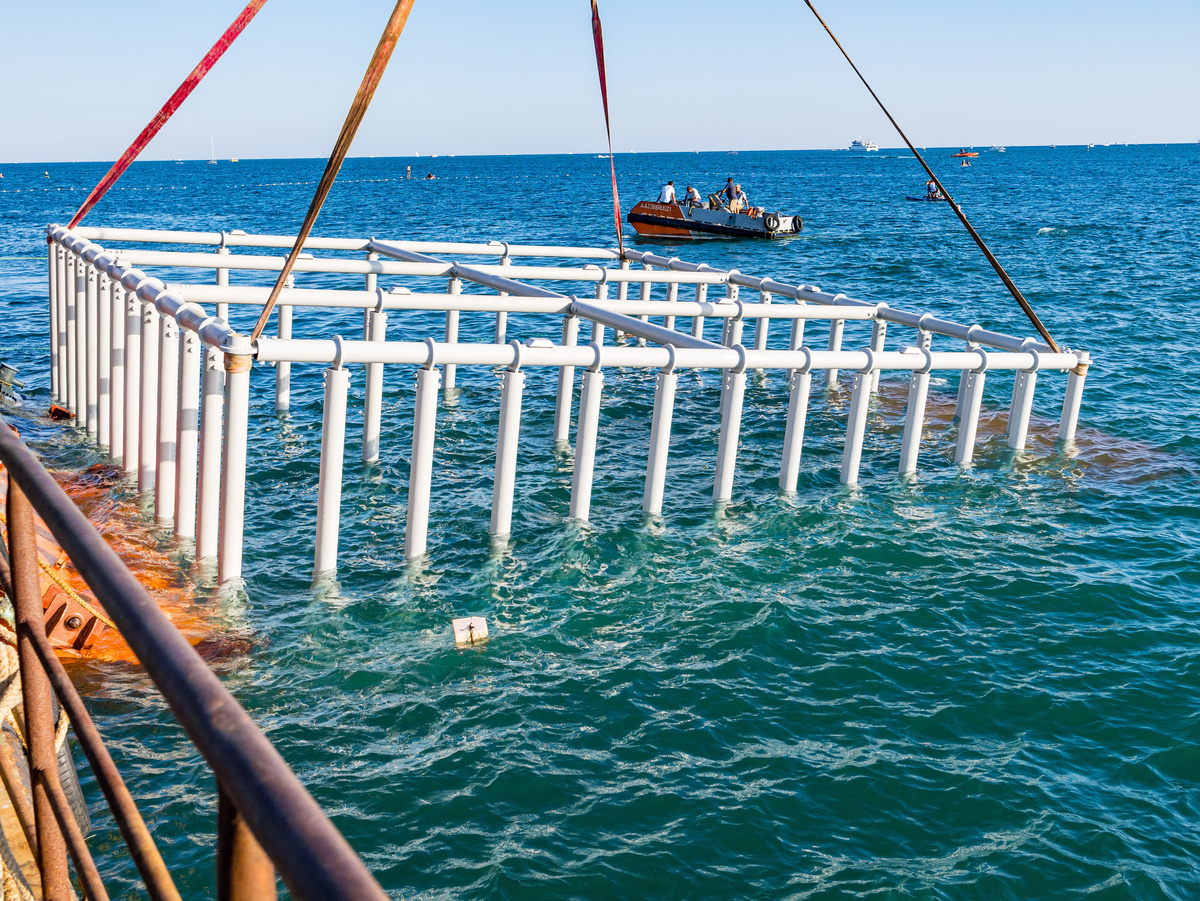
[0,511,116,632]
[249,0,417,342]
[590,0,625,258]
[67,0,269,229]
[0,620,36,901]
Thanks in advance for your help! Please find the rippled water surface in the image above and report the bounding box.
[1,146,1199,899]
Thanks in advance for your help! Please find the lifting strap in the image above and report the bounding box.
[250,0,417,342]
[591,0,625,259]
[68,0,269,229]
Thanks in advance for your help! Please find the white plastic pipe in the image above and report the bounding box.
[97,275,112,448]
[496,255,510,344]
[753,291,771,370]
[196,345,225,560]
[714,366,747,502]
[109,284,125,463]
[643,366,678,516]
[314,365,350,574]
[275,304,292,414]
[825,319,845,388]
[405,366,441,560]
[123,290,141,475]
[174,328,203,538]
[155,315,180,522]
[617,259,630,301]
[48,242,59,402]
[67,256,80,417]
[868,318,888,394]
[552,316,579,445]
[955,369,987,465]
[691,283,708,339]
[490,366,525,538]
[784,310,806,385]
[444,278,461,391]
[840,368,873,485]
[1058,352,1090,444]
[779,368,813,493]
[56,247,69,403]
[139,303,160,493]
[570,367,604,521]
[1007,368,1038,450]
[85,267,99,435]
[218,346,252,584]
[362,309,387,463]
[592,283,608,345]
[898,338,932,476]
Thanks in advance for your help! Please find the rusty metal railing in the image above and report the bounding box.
[0,419,388,901]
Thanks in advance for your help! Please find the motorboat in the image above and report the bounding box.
[850,137,879,152]
[950,149,978,158]
[628,198,801,240]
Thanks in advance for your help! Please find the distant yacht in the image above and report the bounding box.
[850,137,879,152]
[208,137,217,164]
[990,145,1006,152]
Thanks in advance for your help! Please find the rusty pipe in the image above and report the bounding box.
[217,786,277,901]
[37,761,109,901]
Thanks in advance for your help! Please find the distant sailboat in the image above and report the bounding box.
[208,137,217,164]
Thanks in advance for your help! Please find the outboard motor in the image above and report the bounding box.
[0,362,25,402]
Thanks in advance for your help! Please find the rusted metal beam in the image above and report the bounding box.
[6,475,71,900]
[38,762,109,901]
[217,786,277,901]
[0,419,388,900]
[0,736,38,859]
[25,607,182,901]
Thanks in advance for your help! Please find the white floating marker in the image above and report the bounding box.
[452,616,488,645]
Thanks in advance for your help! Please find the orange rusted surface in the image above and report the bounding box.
[1,465,225,665]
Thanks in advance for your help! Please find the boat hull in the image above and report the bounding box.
[627,201,801,240]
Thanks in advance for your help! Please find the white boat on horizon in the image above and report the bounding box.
[850,137,879,152]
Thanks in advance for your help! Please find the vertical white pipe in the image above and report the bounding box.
[109,284,125,463]
[218,344,252,585]
[196,345,225,560]
[97,274,112,448]
[155,315,179,522]
[56,247,69,402]
[444,278,460,391]
[825,318,845,388]
[642,365,678,516]
[570,366,605,521]
[617,260,630,301]
[753,291,771,370]
[69,256,81,419]
[1058,352,1090,444]
[362,308,387,463]
[1007,368,1038,450]
[784,306,807,385]
[48,241,59,402]
[490,365,525,538]
[955,368,987,465]
[139,302,160,493]
[868,318,888,394]
[691,283,707,339]
[122,290,141,475]
[496,255,510,344]
[713,365,747,503]
[174,328,202,539]
[85,266,99,435]
[953,342,974,420]
[779,368,813,493]
[216,246,230,326]
[552,316,579,444]
[363,252,378,339]
[663,281,678,332]
[840,368,873,485]
[314,365,350,574]
[636,265,652,346]
[898,335,933,476]
[720,281,739,345]
[591,283,608,345]
[404,366,441,560]
[275,303,292,414]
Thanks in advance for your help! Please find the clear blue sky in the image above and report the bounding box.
[2,0,1197,162]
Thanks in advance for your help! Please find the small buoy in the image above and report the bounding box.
[452,616,488,645]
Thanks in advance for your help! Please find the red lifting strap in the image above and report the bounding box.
[67,0,269,230]
[591,0,624,258]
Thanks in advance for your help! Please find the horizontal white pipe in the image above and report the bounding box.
[253,336,1078,373]
[68,226,619,260]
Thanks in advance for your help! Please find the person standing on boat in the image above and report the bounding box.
[717,177,736,206]
[657,180,676,203]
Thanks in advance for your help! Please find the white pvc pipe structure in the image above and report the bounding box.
[404,366,440,560]
[314,364,350,574]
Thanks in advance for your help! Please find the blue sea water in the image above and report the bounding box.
[0,145,1198,899]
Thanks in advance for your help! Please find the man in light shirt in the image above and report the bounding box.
[656,180,676,203]
[684,185,702,207]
